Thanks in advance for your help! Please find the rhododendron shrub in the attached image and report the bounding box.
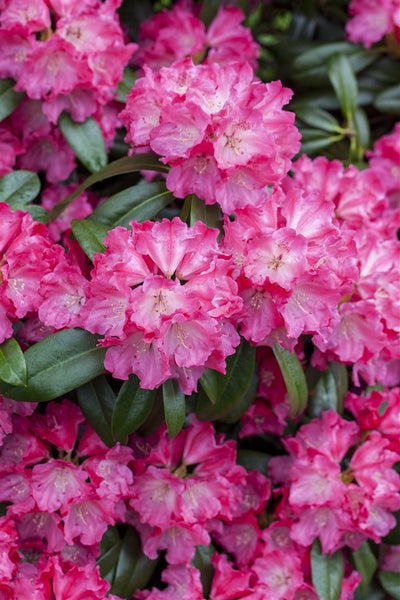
[0,0,399,598]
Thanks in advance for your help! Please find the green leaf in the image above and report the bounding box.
[309,364,346,417]
[59,113,107,173]
[272,344,308,418]
[110,527,157,596]
[327,54,358,122]
[352,541,377,598]
[116,67,137,102]
[329,362,348,413]
[71,219,108,261]
[189,194,222,229]
[311,540,344,600]
[352,108,370,156]
[50,154,169,219]
[90,180,174,228]
[378,572,400,600]
[299,129,344,155]
[199,0,220,26]
[373,83,400,115]
[236,449,270,472]
[0,337,27,386]
[0,329,106,402]
[0,170,40,207]
[112,376,156,443]
[0,78,24,121]
[196,338,256,421]
[162,379,186,438]
[24,205,49,223]
[295,104,341,133]
[192,545,215,598]
[77,375,115,447]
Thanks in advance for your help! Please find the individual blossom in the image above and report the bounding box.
[346,0,400,48]
[80,217,242,393]
[120,59,300,213]
[368,122,400,205]
[0,202,64,343]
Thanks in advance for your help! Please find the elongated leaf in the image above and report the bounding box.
[50,154,169,219]
[273,344,308,418]
[116,67,137,102]
[378,572,400,600]
[91,180,168,225]
[352,108,370,156]
[90,180,174,228]
[71,219,108,260]
[196,339,256,421]
[295,104,341,133]
[311,540,344,600]
[0,329,106,402]
[352,541,377,597]
[373,83,400,114]
[327,54,358,122]
[163,379,186,438]
[189,194,222,229]
[309,367,339,417]
[59,113,107,173]
[110,527,157,596]
[299,128,343,155]
[329,362,348,413]
[77,375,115,447]
[112,376,156,443]
[0,170,40,207]
[192,545,215,599]
[0,78,24,121]
[0,337,27,386]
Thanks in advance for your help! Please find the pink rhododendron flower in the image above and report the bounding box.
[80,217,241,393]
[346,0,400,47]
[133,1,259,71]
[120,59,300,213]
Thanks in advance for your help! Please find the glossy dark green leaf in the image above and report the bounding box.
[71,219,108,260]
[192,545,215,598]
[112,375,156,443]
[163,379,186,438]
[50,154,169,219]
[327,54,358,121]
[196,339,256,421]
[77,375,115,447]
[295,104,341,133]
[329,362,348,413]
[272,344,308,418]
[91,180,170,226]
[299,129,343,155]
[0,337,27,386]
[373,84,400,115]
[24,205,49,223]
[309,364,346,417]
[59,113,107,173]
[352,541,377,598]
[311,540,344,600]
[189,194,222,229]
[0,170,40,207]
[110,527,157,596]
[0,329,106,402]
[378,571,400,600]
[0,78,24,121]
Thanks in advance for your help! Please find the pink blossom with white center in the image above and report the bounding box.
[16,510,65,553]
[31,459,90,513]
[62,496,116,545]
[209,553,253,600]
[346,0,399,48]
[82,218,241,392]
[120,60,300,213]
[0,0,50,34]
[252,549,304,599]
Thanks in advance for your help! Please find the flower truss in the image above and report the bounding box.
[0,0,399,599]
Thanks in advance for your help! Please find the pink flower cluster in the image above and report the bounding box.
[133,1,260,70]
[120,58,301,213]
[3,392,398,599]
[346,0,400,47]
[0,0,136,180]
[80,217,242,393]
